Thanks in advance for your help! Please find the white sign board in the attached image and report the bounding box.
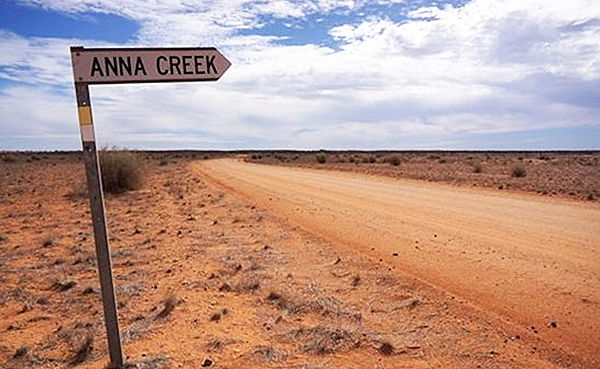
[71,47,231,84]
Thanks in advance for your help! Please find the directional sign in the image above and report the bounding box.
[71,47,231,84]
[70,45,231,369]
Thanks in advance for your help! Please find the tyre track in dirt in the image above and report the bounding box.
[194,158,600,367]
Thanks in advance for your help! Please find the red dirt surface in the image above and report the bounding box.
[1,152,598,369]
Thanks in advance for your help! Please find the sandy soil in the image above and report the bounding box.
[1,153,599,369]
[197,158,600,364]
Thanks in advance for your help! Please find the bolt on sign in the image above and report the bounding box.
[70,46,230,369]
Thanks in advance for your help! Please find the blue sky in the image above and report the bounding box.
[0,0,598,151]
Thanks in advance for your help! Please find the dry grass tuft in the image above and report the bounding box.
[295,326,360,355]
[68,180,89,199]
[124,354,170,369]
[69,334,93,366]
[155,293,177,320]
[267,291,299,312]
[51,279,77,292]
[405,298,422,310]
[236,275,261,293]
[253,345,288,362]
[206,339,223,352]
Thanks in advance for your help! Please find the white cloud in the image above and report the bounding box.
[0,84,79,150]
[406,5,454,20]
[0,31,76,85]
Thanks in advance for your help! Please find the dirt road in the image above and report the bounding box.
[195,158,600,365]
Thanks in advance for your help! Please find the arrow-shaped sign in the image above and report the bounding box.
[71,47,231,84]
[69,45,231,368]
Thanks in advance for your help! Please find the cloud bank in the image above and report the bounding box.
[1,0,599,150]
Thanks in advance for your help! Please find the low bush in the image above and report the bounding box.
[388,156,401,166]
[316,153,327,164]
[511,165,527,178]
[99,150,143,194]
[2,153,18,163]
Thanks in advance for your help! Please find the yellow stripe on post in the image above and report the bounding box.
[78,106,93,126]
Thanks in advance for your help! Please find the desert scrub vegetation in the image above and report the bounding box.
[99,149,144,194]
[387,155,401,166]
[155,293,177,319]
[1,153,19,163]
[315,153,327,164]
[511,164,527,178]
[69,180,89,199]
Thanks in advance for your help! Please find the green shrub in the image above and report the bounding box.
[388,156,401,166]
[511,165,526,178]
[316,153,327,164]
[99,150,143,194]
